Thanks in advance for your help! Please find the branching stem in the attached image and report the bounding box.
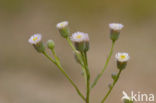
[42,51,85,101]
[101,69,122,103]
[91,41,115,88]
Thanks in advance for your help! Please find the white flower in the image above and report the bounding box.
[109,23,124,31]
[115,52,130,62]
[71,32,89,42]
[56,21,69,29]
[28,33,42,44]
[122,91,131,101]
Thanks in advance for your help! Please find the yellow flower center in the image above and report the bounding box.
[60,23,64,26]
[33,37,38,41]
[76,35,82,39]
[120,55,126,60]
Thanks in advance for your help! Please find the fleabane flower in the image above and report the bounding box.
[71,32,89,42]
[109,23,124,42]
[28,33,45,53]
[71,32,89,52]
[115,52,130,70]
[109,23,124,31]
[56,21,70,38]
[56,21,69,29]
[115,52,130,62]
[28,33,42,45]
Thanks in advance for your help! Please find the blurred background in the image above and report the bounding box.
[0,0,156,103]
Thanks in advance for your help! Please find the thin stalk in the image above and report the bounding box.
[66,37,77,52]
[91,41,115,88]
[66,37,87,83]
[42,51,85,101]
[101,69,122,103]
[81,51,90,103]
[66,37,90,102]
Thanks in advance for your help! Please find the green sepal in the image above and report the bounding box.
[58,28,70,38]
[33,42,45,53]
[110,30,120,42]
[117,61,127,70]
[74,42,89,52]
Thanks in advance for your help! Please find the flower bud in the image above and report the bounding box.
[56,21,70,38]
[47,40,55,50]
[71,32,89,52]
[28,33,45,53]
[109,23,124,42]
[111,73,117,80]
[115,52,130,70]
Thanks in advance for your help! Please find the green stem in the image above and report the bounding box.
[81,51,90,103]
[85,52,90,103]
[66,37,77,52]
[66,37,90,102]
[101,69,122,103]
[42,51,85,101]
[91,41,115,88]
[66,37,87,83]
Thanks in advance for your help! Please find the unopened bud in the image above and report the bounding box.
[47,40,55,50]
[111,73,117,80]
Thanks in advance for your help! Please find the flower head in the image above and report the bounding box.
[56,21,69,29]
[56,21,70,38]
[115,52,130,62]
[71,32,89,43]
[71,32,89,52]
[109,23,124,31]
[28,33,45,53]
[28,33,42,45]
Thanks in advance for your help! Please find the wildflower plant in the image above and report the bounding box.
[28,21,131,103]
